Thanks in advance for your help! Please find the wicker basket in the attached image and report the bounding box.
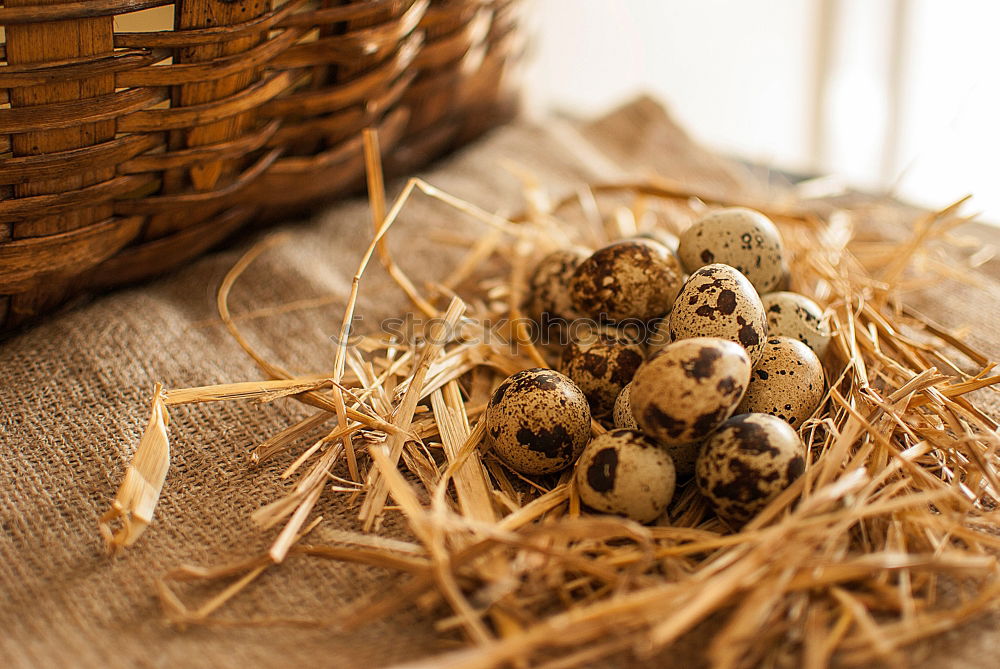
[0,0,524,331]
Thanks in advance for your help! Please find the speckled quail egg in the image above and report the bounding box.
[696,413,805,524]
[613,383,637,429]
[737,337,825,426]
[662,441,701,479]
[630,337,751,445]
[612,385,701,476]
[774,261,792,292]
[761,291,832,358]
[678,208,785,293]
[486,368,592,475]
[527,247,589,321]
[570,240,684,322]
[630,229,680,254]
[575,429,676,524]
[667,264,768,363]
[560,326,645,418]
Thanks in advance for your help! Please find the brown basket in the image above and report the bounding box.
[0,0,525,331]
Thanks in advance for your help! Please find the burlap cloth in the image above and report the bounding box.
[2,98,999,668]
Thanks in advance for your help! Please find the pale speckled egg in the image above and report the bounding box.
[646,317,672,353]
[662,441,701,479]
[528,248,589,321]
[613,382,637,429]
[629,229,680,254]
[630,337,751,445]
[575,429,676,524]
[486,368,592,475]
[737,337,825,427]
[696,413,805,524]
[560,326,645,418]
[667,264,768,363]
[570,240,684,322]
[678,208,785,293]
[761,291,832,358]
[774,261,792,292]
[613,384,701,477]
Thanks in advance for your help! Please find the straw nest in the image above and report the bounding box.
[100,131,1000,668]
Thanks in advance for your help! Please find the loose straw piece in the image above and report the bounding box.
[100,384,170,551]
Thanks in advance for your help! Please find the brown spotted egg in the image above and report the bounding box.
[667,264,768,363]
[678,208,785,293]
[737,337,825,427]
[629,229,680,254]
[761,291,832,358]
[696,413,805,524]
[575,429,676,524]
[774,261,792,292]
[570,240,684,322]
[630,337,751,445]
[613,385,701,476]
[613,383,637,429]
[560,326,645,418]
[662,441,701,479]
[527,248,589,321]
[486,368,592,475]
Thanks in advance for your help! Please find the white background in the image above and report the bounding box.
[524,0,1000,223]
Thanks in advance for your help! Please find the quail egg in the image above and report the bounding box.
[570,240,684,322]
[663,441,701,479]
[613,383,701,477]
[630,337,751,445]
[560,326,645,418]
[678,207,785,293]
[696,413,805,523]
[761,291,832,358]
[630,229,679,254]
[667,264,768,363]
[737,337,825,426]
[528,247,589,321]
[486,368,592,475]
[774,261,792,292]
[575,429,676,524]
[613,383,637,429]
[696,413,805,524]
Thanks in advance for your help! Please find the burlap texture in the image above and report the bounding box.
[2,98,998,669]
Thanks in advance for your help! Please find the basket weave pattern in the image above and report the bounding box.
[0,0,523,331]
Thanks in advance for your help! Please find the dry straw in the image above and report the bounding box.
[100,129,1000,668]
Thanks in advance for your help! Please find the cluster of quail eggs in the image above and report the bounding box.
[487,208,831,526]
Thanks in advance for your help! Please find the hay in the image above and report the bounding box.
[100,131,1000,668]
